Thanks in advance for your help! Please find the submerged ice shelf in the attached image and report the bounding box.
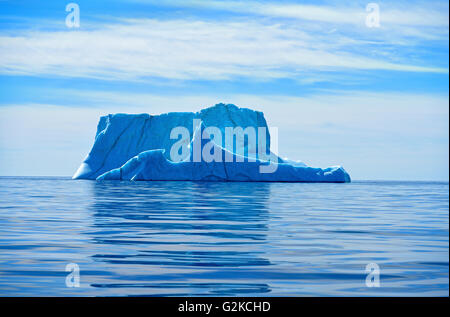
[73,103,350,182]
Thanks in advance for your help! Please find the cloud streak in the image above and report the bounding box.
[0,15,447,82]
[142,0,449,27]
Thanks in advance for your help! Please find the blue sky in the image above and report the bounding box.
[0,0,448,180]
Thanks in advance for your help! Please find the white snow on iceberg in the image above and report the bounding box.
[73,103,350,183]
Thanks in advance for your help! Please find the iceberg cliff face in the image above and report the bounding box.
[73,103,350,183]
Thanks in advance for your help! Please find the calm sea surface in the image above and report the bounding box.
[0,177,448,296]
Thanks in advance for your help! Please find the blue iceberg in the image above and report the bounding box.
[73,103,350,182]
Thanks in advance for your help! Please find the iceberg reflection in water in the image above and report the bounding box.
[89,180,272,296]
[0,177,448,296]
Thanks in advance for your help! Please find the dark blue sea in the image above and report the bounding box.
[0,177,448,296]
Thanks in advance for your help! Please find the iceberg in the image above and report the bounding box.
[73,103,350,183]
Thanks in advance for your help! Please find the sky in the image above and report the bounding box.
[0,0,448,180]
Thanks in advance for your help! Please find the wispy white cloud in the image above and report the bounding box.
[136,0,449,28]
[0,16,446,82]
[132,0,449,48]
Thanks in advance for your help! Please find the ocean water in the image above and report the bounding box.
[0,177,448,297]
